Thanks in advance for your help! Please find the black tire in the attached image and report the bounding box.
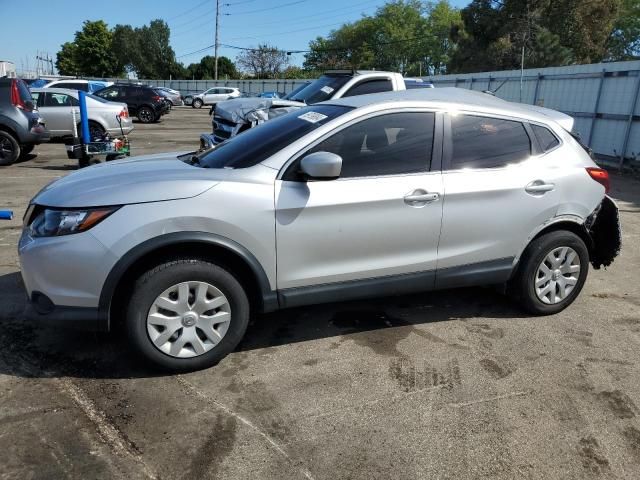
[137,106,156,124]
[0,130,20,166]
[192,98,203,109]
[126,259,250,372]
[19,144,35,158]
[88,121,105,140]
[512,231,589,315]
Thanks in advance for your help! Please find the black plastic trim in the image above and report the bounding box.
[435,257,515,289]
[98,232,278,330]
[278,270,437,309]
[25,302,107,332]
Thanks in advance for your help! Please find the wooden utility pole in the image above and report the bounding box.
[214,0,220,80]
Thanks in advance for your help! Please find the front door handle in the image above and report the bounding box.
[404,189,440,206]
[525,180,555,194]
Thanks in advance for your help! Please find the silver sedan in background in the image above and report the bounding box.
[30,88,133,140]
[156,87,183,106]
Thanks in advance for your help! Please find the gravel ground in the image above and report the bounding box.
[1,107,639,480]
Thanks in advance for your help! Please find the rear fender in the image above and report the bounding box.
[585,196,621,269]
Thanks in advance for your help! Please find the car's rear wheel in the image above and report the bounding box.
[137,106,156,123]
[513,231,589,315]
[88,121,105,140]
[126,259,250,371]
[192,98,203,109]
[0,130,20,166]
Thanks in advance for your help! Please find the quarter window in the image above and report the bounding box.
[343,79,394,97]
[303,112,435,178]
[450,115,531,169]
[531,124,560,152]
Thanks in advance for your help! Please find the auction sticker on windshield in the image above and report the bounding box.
[298,111,328,123]
[320,86,334,94]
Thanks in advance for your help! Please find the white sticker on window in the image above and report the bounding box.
[320,85,334,94]
[298,111,328,123]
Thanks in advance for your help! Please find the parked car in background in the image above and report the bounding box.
[156,87,183,106]
[30,88,133,140]
[259,91,281,99]
[93,84,169,123]
[43,79,113,93]
[18,88,620,370]
[0,77,49,165]
[203,70,408,147]
[191,87,240,108]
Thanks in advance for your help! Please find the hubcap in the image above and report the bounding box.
[0,137,14,159]
[140,109,152,122]
[146,281,231,358]
[535,246,581,304]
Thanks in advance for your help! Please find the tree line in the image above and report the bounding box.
[56,0,640,80]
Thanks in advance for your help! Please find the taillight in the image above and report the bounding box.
[119,109,129,118]
[152,95,163,102]
[10,80,27,110]
[586,167,610,194]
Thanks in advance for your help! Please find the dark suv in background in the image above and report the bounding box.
[93,84,169,123]
[0,78,49,166]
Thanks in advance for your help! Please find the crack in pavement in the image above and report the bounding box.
[448,390,532,408]
[175,375,316,480]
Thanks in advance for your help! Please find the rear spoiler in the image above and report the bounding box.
[519,104,575,132]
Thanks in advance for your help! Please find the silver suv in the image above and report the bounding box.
[19,88,620,371]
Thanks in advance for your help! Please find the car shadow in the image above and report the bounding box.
[17,164,77,171]
[0,270,527,381]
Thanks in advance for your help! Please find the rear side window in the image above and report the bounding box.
[450,115,531,169]
[54,82,89,91]
[302,112,435,178]
[16,79,33,103]
[343,79,393,97]
[531,124,560,152]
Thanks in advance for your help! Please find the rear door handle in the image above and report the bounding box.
[404,190,440,206]
[525,180,555,194]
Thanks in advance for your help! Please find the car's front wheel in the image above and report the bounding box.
[513,231,589,315]
[126,259,250,371]
[192,98,203,109]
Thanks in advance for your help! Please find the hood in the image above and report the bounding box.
[215,97,305,124]
[33,152,217,208]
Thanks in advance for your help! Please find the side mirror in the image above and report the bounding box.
[300,151,342,180]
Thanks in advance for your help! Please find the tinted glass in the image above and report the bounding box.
[55,82,89,91]
[450,115,531,169]
[193,105,352,169]
[343,79,393,97]
[16,79,33,103]
[304,112,435,178]
[288,75,352,104]
[95,87,119,99]
[531,124,560,152]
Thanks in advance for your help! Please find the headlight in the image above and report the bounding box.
[29,206,120,238]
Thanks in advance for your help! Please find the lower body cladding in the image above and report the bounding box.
[18,197,621,332]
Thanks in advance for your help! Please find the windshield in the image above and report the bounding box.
[288,75,352,104]
[283,82,310,100]
[87,93,109,103]
[190,105,352,169]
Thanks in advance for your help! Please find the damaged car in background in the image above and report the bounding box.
[19,88,620,371]
[200,70,426,149]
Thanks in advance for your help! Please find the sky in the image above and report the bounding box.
[0,0,469,74]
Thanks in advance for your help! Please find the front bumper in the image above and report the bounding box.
[18,228,119,330]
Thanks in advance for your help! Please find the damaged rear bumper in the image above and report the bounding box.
[586,196,621,269]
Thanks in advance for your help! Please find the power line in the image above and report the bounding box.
[256,0,380,27]
[225,0,309,16]
[170,0,212,22]
[226,20,346,41]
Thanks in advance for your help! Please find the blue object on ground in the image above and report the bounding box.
[0,210,13,220]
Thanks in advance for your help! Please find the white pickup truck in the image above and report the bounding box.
[200,70,433,149]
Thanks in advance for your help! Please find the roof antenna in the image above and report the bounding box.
[483,78,508,96]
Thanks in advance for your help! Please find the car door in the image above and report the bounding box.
[275,110,444,302]
[39,92,77,135]
[436,112,562,288]
[203,88,217,104]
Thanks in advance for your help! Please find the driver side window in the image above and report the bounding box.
[285,112,435,180]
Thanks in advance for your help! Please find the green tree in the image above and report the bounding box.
[450,0,621,73]
[607,0,640,59]
[183,56,238,79]
[55,42,79,76]
[56,20,121,77]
